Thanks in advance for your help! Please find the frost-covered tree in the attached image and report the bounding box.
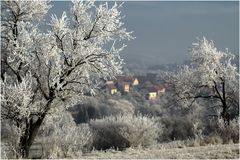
[1,0,133,158]
[165,37,239,123]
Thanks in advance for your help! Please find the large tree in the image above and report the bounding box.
[165,37,239,123]
[1,0,133,158]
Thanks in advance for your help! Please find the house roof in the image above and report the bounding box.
[107,83,117,90]
[136,74,157,84]
[153,85,165,91]
[146,86,158,93]
[122,81,130,85]
[116,75,136,83]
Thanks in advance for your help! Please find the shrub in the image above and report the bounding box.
[160,116,196,141]
[44,124,92,158]
[137,104,164,117]
[1,142,16,159]
[208,118,239,144]
[199,135,223,146]
[1,120,22,158]
[106,99,135,115]
[90,114,161,150]
[37,108,93,158]
[70,97,135,123]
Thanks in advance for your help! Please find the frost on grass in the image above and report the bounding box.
[82,143,239,159]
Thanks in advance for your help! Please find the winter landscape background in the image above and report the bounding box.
[1,1,239,159]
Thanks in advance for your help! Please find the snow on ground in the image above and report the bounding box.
[81,143,239,159]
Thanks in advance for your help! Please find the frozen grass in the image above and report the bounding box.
[81,143,239,159]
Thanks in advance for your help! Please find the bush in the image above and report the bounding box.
[70,97,135,123]
[160,116,196,141]
[1,143,9,159]
[1,120,22,158]
[37,109,93,158]
[45,124,92,158]
[137,104,164,117]
[90,114,161,150]
[208,118,239,144]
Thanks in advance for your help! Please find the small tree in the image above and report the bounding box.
[1,0,133,158]
[165,37,239,123]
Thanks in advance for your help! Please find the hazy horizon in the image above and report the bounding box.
[49,1,239,68]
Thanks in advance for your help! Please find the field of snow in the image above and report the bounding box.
[81,143,239,159]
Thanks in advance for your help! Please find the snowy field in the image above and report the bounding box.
[81,144,239,159]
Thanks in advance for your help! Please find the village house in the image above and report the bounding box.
[145,85,166,100]
[116,75,139,86]
[104,75,165,98]
[106,83,117,95]
[146,87,158,100]
[115,75,139,93]
[153,85,166,95]
[131,77,139,86]
[118,82,130,93]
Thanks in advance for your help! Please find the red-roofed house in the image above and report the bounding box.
[115,75,139,93]
[107,83,117,95]
[116,75,139,86]
[146,87,158,100]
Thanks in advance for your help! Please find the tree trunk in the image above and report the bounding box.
[18,99,53,158]
[213,79,230,125]
[221,80,230,125]
[18,117,44,158]
[221,105,230,125]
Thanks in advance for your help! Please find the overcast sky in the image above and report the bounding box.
[49,1,239,67]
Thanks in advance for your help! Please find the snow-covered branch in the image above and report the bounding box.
[165,37,239,122]
[1,1,133,158]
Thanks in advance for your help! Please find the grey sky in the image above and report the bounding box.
[49,1,239,67]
